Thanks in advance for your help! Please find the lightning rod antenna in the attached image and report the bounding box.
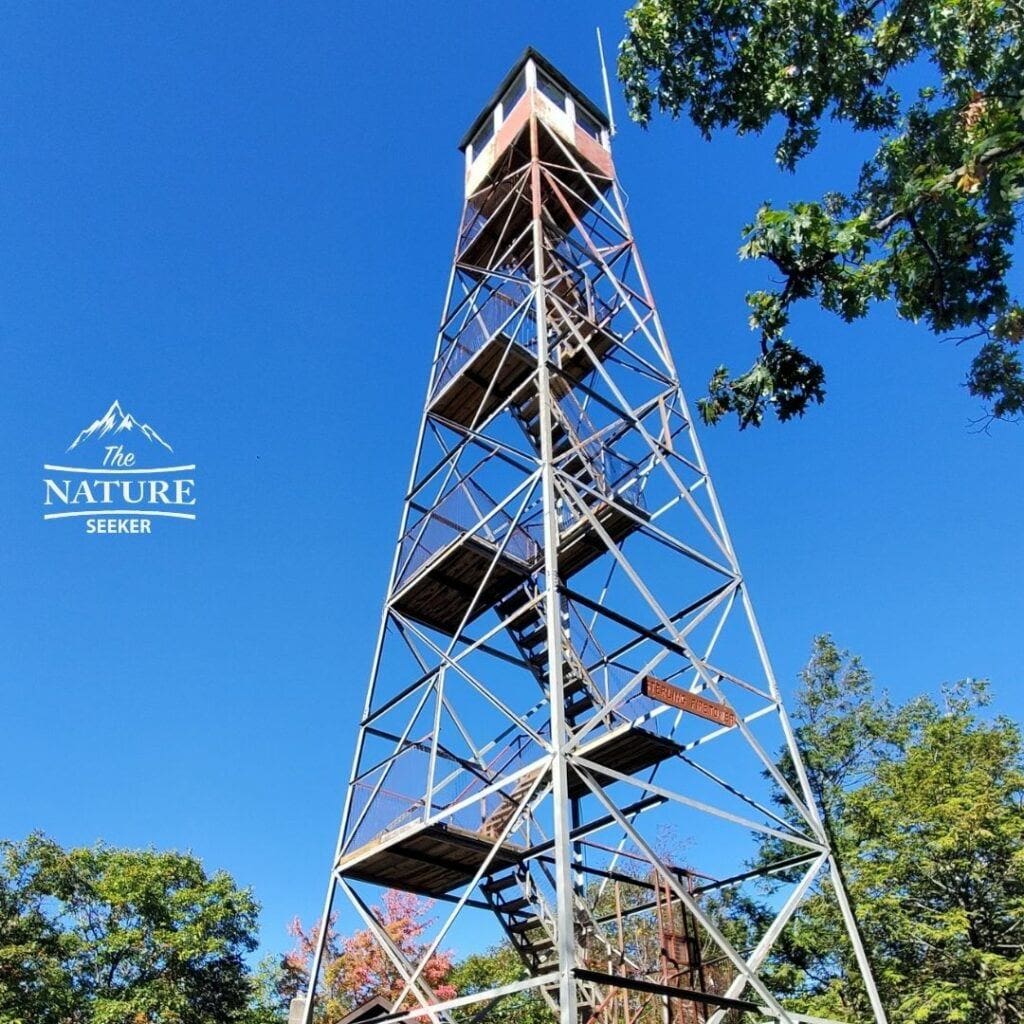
[596,27,617,137]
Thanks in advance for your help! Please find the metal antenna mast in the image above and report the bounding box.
[303,48,888,1024]
[596,29,616,138]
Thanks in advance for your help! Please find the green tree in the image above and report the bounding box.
[0,833,263,1024]
[849,683,1024,1022]
[732,637,1024,1022]
[619,1,1024,427]
[448,943,552,1024]
[246,957,295,1024]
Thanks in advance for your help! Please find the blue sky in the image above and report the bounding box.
[1,1,1020,962]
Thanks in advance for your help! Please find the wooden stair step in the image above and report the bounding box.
[508,916,545,935]
[496,593,537,631]
[552,428,571,450]
[482,871,523,894]
[564,674,587,696]
[495,895,532,915]
[518,623,548,649]
[565,694,594,718]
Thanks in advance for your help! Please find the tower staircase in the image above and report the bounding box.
[495,583,598,726]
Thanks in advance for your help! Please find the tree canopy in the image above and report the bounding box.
[284,890,456,1023]
[730,636,1024,1022]
[619,0,1024,427]
[448,944,552,1024]
[0,834,261,1024]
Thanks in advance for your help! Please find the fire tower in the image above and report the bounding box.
[303,49,888,1024]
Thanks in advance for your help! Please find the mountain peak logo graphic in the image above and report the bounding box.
[66,400,173,453]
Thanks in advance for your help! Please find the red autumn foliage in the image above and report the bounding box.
[284,890,456,1021]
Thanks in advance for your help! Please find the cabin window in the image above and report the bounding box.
[576,106,602,140]
[501,69,527,114]
[471,115,494,158]
[536,70,567,112]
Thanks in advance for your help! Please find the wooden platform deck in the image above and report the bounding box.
[569,726,681,797]
[393,500,644,636]
[391,535,533,635]
[339,822,523,896]
[339,727,677,894]
[429,334,535,428]
[558,499,647,578]
[429,321,616,433]
[392,499,645,636]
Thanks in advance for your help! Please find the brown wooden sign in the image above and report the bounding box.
[641,675,737,728]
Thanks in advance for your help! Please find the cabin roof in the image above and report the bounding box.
[335,995,393,1024]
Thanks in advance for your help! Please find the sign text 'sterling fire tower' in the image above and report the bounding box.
[303,49,888,1024]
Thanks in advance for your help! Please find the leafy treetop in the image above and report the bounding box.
[728,635,1024,1022]
[619,0,1024,427]
[0,833,261,1024]
[284,890,456,1024]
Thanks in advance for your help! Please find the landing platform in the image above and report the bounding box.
[429,321,617,434]
[558,499,647,578]
[430,334,535,428]
[392,535,534,635]
[339,822,522,896]
[392,498,645,636]
[569,727,680,796]
[340,726,678,895]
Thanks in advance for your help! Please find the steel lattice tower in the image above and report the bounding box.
[303,49,888,1024]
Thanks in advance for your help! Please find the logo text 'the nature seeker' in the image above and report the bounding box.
[42,401,197,534]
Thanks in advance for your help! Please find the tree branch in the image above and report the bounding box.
[874,138,1024,232]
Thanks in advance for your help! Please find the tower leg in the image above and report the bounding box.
[829,855,889,1024]
[299,873,336,1024]
[531,106,578,1024]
